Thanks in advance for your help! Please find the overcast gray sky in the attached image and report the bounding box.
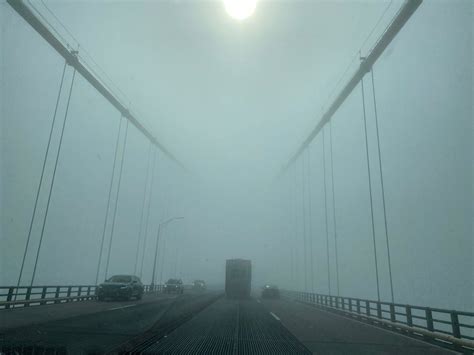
[1,0,472,312]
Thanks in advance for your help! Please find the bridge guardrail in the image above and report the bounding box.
[283,290,474,352]
[0,284,163,310]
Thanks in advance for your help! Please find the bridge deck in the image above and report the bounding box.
[0,292,456,354]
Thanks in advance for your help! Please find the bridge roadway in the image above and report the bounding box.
[0,291,454,354]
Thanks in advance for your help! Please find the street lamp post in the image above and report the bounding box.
[150,217,184,290]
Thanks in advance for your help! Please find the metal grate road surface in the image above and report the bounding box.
[141,298,311,354]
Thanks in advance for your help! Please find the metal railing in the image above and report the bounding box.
[0,284,164,310]
[283,290,474,352]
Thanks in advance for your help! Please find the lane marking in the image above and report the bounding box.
[270,312,280,321]
[107,304,137,311]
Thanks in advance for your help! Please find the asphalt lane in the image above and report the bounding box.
[0,293,175,331]
[259,297,456,355]
[0,292,211,354]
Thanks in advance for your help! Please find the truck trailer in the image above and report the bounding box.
[225,259,251,298]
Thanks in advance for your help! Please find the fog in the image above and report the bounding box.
[1,0,472,313]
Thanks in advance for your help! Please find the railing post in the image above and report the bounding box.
[54,286,60,303]
[40,287,47,305]
[425,308,434,332]
[377,302,382,319]
[25,287,32,307]
[6,287,14,309]
[357,299,360,314]
[390,304,396,322]
[78,286,82,298]
[66,286,72,302]
[450,312,461,338]
[406,305,413,327]
[365,300,370,317]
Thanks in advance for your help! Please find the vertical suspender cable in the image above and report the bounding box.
[134,142,153,275]
[286,172,295,289]
[288,165,296,289]
[139,149,157,278]
[30,68,77,286]
[371,68,394,303]
[322,129,331,296]
[95,115,123,285]
[301,151,308,292]
[293,162,299,290]
[329,121,340,296]
[16,60,67,290]
[104,119,129,280]
[361,76,381,302]
[307,145,315,293]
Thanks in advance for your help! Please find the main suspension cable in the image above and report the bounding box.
[95,115,123,285]
[371,68,394,303]
[361,76,381,302]
[16,60,67,290]
[30,68,77,286]
[104,119,129,280]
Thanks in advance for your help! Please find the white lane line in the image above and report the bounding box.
[270,312,280,321]
[108,304,137,311]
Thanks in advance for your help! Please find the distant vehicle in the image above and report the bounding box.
[193,280,206,291]
[163,278,184,294]
[96,275,143,301]
[261,284,280,299]
[225,259,251,299]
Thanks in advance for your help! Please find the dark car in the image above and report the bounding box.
[193,280,206,291]
[96,275,144,301]
[261,284,280,299]
[163,278,184,294]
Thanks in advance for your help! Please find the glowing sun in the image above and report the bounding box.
[224,0,257,21]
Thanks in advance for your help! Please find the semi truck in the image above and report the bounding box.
[225,259,252,298]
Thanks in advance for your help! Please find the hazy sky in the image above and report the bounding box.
[1,0,472,312]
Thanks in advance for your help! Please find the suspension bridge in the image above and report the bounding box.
[1,0,472,353]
